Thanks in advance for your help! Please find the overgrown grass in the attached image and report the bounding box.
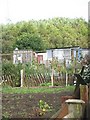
[2,85,75,94]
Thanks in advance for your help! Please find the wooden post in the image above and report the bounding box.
[65,99,85,118]
[21,69,24,87]
[80,85,88,103]
[31,51,33,65]
[51,69,54,87]
[88,83,90,119]
[66,72,68,86]
[88,83,90,102]
[0,87,2,120]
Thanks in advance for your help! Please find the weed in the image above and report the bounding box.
[2,112,9,119]
[40,82,52,86]
[38,100,52,116]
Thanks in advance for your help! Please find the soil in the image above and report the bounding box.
[2,91,73,119]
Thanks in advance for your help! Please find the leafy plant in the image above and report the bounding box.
[2,60,22,87]
[25,60,51,76]
[40,82,51,86]
[38,100,52,116]
[2,112,9,120]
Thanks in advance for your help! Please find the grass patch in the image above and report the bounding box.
[2,85,75,94]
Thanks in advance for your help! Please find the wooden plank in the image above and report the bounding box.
[56,103,68,119]
[29,75,33,87]
[36,74,41,86]
[33,73,38,86]
[51,109,61,119]
[61,96,73,105]
[87,83,90,119]
[64,112,74,118]
[39,73,44,84]
[32,74,37,86]
[89,84,90,102]
[80,85,88,103]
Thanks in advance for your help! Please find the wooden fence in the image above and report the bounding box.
[1,73,74,87]
[0,75,15,87]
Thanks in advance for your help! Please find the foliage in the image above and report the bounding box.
[82,64,90,83]
[50,58,81,74]
[2,60,51,87]
[1,17,88,54]
[15,33,45,51]
[2,114,9,120]
[40,82,51,86]
[2,61,22,86]
[2,58,81,87]
[25,59,50,76]
[66,59,82,74]
[38,100,52,116]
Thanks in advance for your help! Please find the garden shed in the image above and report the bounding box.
[13,48,34,64]
[46,46,82,66]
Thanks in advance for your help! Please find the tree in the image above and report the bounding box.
[15,33,45,51]
[1,17,88,54]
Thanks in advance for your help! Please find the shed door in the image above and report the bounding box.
[37,55,43,64]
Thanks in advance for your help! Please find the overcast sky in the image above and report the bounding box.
[0,0,89,24]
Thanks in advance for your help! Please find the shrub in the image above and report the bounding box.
[2,61,22,87]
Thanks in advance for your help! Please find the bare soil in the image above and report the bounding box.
[2,91,73,119]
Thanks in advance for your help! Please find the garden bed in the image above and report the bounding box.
[2,90,73,119]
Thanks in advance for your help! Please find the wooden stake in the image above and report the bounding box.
[21,69,24,87]
[66,72,68,86]
[51,69,54,87]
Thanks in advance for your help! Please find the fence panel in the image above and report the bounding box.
[1,72,74,87]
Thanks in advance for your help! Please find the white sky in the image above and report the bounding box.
[0,0,89,24]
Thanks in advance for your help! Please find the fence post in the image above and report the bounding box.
[66,72,68,86]
[88,83,90,119]
[0,85,2,120]
[51,69,54,87]
[89,84,90,101]
[21,69,24,87]
[80,85,88,103]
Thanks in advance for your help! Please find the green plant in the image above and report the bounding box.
[2,112,9,119]
[2,61,22,87]
[25,60,51,76]
[40,82,51,86]
[2,85,75,94]
[38,100,52,116]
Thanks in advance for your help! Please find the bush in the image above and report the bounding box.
[2,60,51,87]
[2,61,22,87]
[25,60,51,76]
